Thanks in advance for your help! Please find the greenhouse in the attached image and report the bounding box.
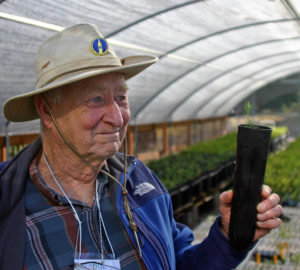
[1,0,300,269]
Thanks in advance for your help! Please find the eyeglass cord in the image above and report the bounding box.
[96,179,116,260]
[43,153,83,259]
[44,152,117,262]
[41,95,142,258]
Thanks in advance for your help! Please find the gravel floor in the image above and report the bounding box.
[192,206,300,269]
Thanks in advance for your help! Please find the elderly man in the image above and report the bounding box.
[0,24,282,270]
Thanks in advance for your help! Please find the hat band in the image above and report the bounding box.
[36,57,122,88]
[37,65,123,89]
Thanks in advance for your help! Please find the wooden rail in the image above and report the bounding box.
[0,134,39,161]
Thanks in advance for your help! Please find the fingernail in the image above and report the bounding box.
[257,213,264,220]
[257,221,263,226]
[263,186,271,194]
[257,203,265,212]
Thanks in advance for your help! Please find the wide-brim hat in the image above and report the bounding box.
[3,24,158,122]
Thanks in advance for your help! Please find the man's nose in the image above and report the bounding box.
[104,101,124,127]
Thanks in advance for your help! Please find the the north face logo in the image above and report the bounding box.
[133,183,155,196]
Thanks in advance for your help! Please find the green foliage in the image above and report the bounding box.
[271,126,288,140]
[245,101,253,127]
[265,136,300,202]
[147,133,237,190]
[291,253,300,265]
[147,126,290,193]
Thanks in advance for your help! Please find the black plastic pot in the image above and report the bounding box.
[229,124,272,251]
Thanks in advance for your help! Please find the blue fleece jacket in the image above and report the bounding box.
[114,156,249,269]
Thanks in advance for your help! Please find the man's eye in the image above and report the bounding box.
[116,96,126,102]
[86,96,103,108]
[92,97,101,102]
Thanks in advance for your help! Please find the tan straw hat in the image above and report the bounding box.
[3,23,158,122]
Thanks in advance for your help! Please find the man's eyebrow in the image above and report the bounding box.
[120,84,129,92]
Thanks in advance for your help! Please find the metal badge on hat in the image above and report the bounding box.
[91,37,109,56]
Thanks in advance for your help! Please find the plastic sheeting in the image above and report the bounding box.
[1,0,300,134]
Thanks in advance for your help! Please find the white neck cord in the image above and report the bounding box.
[96,180,116,260]
[43,153,83,258]
[43,153,116,262]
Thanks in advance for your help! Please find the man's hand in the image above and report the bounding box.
[219,185,283,241]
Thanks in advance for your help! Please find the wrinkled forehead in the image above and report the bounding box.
[57,72,128,100]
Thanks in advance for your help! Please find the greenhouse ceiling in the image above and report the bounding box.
[1,0,300,135]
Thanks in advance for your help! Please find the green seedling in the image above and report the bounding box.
[245,101,254,128]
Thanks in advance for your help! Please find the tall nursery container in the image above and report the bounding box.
[229,124,272,251]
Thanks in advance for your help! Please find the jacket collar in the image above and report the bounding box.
[107,152,135,181]
[0,137,136,217]
[0,137,42,217]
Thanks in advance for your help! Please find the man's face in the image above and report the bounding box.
[48,73,130,163]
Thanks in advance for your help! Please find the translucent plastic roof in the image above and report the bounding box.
[1,0,300,134]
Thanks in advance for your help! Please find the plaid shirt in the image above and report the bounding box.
[23,155,146,270]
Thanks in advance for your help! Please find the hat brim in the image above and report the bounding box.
[3,55,158,122]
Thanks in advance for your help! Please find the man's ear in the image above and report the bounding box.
[34,94,53,128]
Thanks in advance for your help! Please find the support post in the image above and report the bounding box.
[134,124,138,157]
[256,253,261,264]
[187,122,191,146]
[194,120,199,144]
[5,121,10,160]
[161,125,169,156]
[127,127,134,156]
[169,121,173,154]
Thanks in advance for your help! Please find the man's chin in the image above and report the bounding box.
[94,143,122,159]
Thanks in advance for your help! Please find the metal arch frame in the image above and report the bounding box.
[105,0,204,38]
[198,73,300,118]
[159,18,300,59]
[137,36,300,123]
[212,61,300,117]
[197,72,299,116]
[198,59,300,117]
[131,19,300,122]
[216,64,300,116]
[131,61,200,123]
[216,66,300,117]
[282,0,300,20]
[176,51,300,120]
